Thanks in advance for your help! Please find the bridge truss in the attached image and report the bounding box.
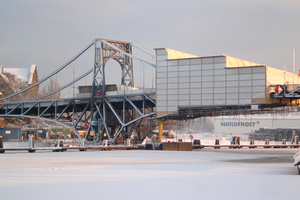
[0,39,156,144]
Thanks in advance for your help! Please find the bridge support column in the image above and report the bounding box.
[28,136,36,153]
[158,119,163,143]
[0,136,4,153]
[79,139,87,151]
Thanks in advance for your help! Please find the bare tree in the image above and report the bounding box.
[0,72,37,102]
[0,72,36,127]
[38,77,61,100]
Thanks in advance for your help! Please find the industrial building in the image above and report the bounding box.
[155,48,300,117]
[0,128,21,140]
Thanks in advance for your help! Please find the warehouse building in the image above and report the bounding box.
[155,48,300,117]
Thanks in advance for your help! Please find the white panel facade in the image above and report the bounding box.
[155,51,269,113]
[227,87,238,93]
[190,77,201,82]
[202,100,213,105]
[226,93,238,99]
[252,80,265,86]
[239,93,251,98]
[214,57,226,63]
[227,69,239,75]
[179,95,189,100]
[239,74,252,80]
[202,88,213,94]
[168,66,178,71]
[168,83,178,89]
[214,87,226,93]
[168,89,178,95]
[179,83,189,88]
[239,68,252,74]
[227,75,238,81]
[214,76,226,81]
[157,95,167,101]
[157,78,167,84]
[157,61,167,67]
[252,67,265,73]
[168,95,178,100]
[190,71,201,76]
[202,64,213,70]
[168,71,178,77]
[226,99,239,105]
[214,69,226,75]
[156,107,167,112]
[202,76,214,82]
[252,73,265,79]
[156,55,168,61]
[157,100,167,106]
[190,94,201,99]
[157,72,167,78]
[202,94,213,99]
[252,92,265,98]
[157,83,167,89]
[179,66,189,71]
[168,101,179,106]
[227,81,238,87]
[214,82,226,87]
[168,60,178,66]
[168,77,178,83]
[179,100,189,106]
[202,58,213,64]
[157,67,167,72]
[156,89,167,95]
[190,83,201,88]
[214,63,226,69]
[179,71,189,77]
[239,99,252,104]
[167,107,177,112]
[202,70,213,76]
[179,89,190,94]
[214,100,225,105]
[214,94,225,99]
[179,77,190,82]
[202,82,213,88]
[190,59,202,65]
[191,65,201,70]
[190,100,201,105]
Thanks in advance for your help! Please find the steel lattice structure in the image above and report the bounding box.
[0,39,156,144]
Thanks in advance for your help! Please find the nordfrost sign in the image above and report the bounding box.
[220,121,260,127]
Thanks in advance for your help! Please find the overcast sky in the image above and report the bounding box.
[0,0,299,93]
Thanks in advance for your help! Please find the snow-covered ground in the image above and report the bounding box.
[0,148,299,200]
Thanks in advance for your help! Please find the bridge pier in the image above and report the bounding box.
[79,139,87,151]
[0,136,4,153]
[28,136,36,153]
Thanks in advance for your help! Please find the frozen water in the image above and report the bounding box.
[0,149,299,200]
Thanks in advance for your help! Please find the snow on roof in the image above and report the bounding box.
[165,48,199,59]
[2,65,36,84]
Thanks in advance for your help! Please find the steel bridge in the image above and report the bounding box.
[0,39,156,144]
[0,38,299,145]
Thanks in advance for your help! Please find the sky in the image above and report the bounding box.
[0,0,299,95]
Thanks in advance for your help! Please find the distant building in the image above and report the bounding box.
[155,48,300,116]
[0,65,39,127]
[0,64,39,99]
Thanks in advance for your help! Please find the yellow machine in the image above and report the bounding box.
[78,130,94,139]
